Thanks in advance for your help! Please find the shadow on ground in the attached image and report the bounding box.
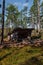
[19,56,43,65]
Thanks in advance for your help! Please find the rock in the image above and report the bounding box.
[18,45,24,48]
[0,45,4,49]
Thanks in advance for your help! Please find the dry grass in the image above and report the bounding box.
[0,46,43,65]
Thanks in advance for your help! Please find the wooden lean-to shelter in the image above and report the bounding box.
[9,27,34,41]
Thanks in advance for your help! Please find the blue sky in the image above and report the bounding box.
[5,0,33,11]
[0,0,33,13]
[0,0,43,14]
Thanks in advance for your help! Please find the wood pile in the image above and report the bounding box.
[0,39,42,48]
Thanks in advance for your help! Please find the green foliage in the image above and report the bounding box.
[6,4,20,27]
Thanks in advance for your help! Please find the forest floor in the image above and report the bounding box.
[0,29,43,65]
[0,45,43,65]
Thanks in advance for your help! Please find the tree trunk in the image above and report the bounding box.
[31,14,35,28]
[37,0,40,33]
[1,0,5,44]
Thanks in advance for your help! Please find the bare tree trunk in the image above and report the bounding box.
[37,0,40,33]
[31,13,35,29]
[1,0,5,44]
